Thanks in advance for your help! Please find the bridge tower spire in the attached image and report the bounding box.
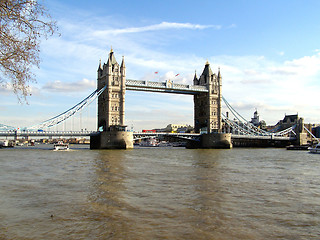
[193,70,199,85]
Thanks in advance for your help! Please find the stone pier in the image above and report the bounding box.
[201,132,232,149]
[186,132,232,149]
[90,130,133,149]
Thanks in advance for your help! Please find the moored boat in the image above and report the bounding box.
[139,138,159,147]
[158,141,172,147]
[308,143,320,154]
[53,141,69,151]
[286,145,309,150]
[0,140,14,148]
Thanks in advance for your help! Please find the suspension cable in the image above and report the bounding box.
[27,86,107,130]
[0,123,16,131]
[222,96,297,137]
[222,96,270,136]
[304,125,319,143]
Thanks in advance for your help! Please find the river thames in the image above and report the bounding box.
[0,145,319,239]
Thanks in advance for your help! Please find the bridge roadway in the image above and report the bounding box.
[0,131,295,142]
[0,130,93,138]
[0,130,200,139]
[231,134,295,141]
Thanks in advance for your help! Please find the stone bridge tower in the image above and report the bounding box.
[193,61,222,134]
[92,49,133,149]
[97,49,126,131]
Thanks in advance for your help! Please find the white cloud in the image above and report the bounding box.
[227,24,237,29]
[42,78,95,93]
[123,51,320,125]
[216,52,320,124]
[93,21,220,36]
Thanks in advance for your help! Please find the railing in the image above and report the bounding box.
[0,130,94,137]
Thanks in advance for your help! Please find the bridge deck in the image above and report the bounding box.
[0,131,92,137]
[231,134,295,141]
[0,131,295,142]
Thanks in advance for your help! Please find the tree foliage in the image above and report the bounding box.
[0,0,58,101]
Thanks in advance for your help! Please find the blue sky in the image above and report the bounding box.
[1,0,320,131]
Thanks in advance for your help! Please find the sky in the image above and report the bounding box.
[1,0,320,131]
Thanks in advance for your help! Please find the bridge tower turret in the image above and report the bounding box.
[194,61,222,134]
[97,48,126,131]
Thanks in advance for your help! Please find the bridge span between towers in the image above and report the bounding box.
[125,79,208,95]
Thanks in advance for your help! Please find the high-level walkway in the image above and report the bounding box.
[126,79,208,95]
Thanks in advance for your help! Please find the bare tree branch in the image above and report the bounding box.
[0,0,58,102]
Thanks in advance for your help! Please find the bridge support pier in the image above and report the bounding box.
[201,132,232,149]
[295,133,308,146]
[187,133,232,149]
[90,130,133,150]
[14,130,18,141]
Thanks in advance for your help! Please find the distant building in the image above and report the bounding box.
[250,110,266,129]
[250,110,260,126]
[277,114,299,131]
[311,125,320,138]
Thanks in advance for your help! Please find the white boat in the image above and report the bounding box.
[139,138,159,147]
[54,141,69,151]
[158,141,172,147]
[308,143,320,154]
[0,140,14,148]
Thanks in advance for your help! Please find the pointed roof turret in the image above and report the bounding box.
[106,51,111,67]
[97,59,103,71]
[120,56,125,68]
[106,47,118,66]
[201,60,214,77]
[217,67,221,79]
[193,70,199,85]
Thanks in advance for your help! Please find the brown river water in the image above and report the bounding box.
[0,145,319,239]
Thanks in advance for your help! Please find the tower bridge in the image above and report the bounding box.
[90,49,304,149]
[1,49,308,148]
[91,48,230,149]
[95,49,223,136]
